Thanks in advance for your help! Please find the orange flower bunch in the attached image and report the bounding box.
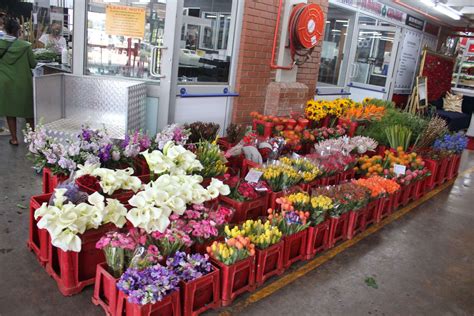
[385,147,424,170]
[368,176,400,194]
[343,104,385,121]
[352,178,386,198]
[355,155,385,177]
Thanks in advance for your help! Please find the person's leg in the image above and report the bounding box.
[6,116,18,144]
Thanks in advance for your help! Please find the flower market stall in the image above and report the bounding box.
[23,96,468,316]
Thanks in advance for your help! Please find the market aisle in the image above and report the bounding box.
[0,136,473,316]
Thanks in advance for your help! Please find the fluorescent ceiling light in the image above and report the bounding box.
[326,21,331,23]
[434,3,461,20]
[419,0,434,7]
[335,19,348,23]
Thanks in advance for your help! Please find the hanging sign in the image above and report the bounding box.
[334,0,406,23]
[394,30,422,93]
[105,5,146,39]
[405,15,424,31]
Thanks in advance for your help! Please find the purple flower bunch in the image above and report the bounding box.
[96,231,138,250]
[155,124,191,150]
[122,131,152,158]
[166,251,212,282]
[170,204,233,243]
[117,265,179,305]
[433,132,468,154]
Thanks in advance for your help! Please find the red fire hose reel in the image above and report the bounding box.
[271,1,325,69]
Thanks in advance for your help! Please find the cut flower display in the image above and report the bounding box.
[207,236,255,265]
[126,175,230,233]
[35,188,128,251]
[225,220,282,249]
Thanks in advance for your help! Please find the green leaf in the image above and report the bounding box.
[364,276,378,289]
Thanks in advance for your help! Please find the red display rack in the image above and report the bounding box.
[27,193,53,266]
[115,289,181,316]
[282,229,308,269]
[92,262,119,316]
[304,220,330,260]
[255,241,284,286]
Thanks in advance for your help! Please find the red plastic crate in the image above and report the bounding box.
[42,167,68,194]
[413,179,426,200]
[339,168,356,183]
[92,262,119,316]
[424,159,439,191]
[346,206,370,240]
[364,199,381,227]
[75,179,137,205]
[219,194,268,223]
[255,241,284,286]
[282,229,308,269]
[46,224,114,296]
[304,220,330,260]
[180,265,221,316]
[115,289,181,316]
[299,178,322,192]
[27,193,53,266]
[435,157,449,186]
[320,174,339,186]
[381,191,399,219]
[211,256,256,307]
[446,154,461,180]
[253,119,274,138]
[132,156,150,177]
[328,212,350,248]
[241,159,261,177]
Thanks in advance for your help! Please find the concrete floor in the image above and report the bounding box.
[0,136,473,316]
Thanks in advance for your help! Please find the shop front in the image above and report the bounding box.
[31,0,243,135]
[316,0,439,102]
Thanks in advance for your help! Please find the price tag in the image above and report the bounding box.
[393,164,406,176]
[245,169,263,183]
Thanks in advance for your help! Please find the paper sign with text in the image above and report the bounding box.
[245,169,263,183]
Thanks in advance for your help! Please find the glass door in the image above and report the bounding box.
[348,23,400,100]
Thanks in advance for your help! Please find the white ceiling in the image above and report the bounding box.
[380,0,474,28]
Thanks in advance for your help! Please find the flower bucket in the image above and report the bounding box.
[299,179,322,192]
[423,159,439,191]
[282,229,308,269]
[346,207,369,240]
[364,199,381,228]
[446,154,461,180]
[75,178,137,205]
[339,168,356,183]
[92,262,119,316]
[46,224,115,296]
[413,179,426,200]
[27,193,53,266]
[253,119,274,138]
[381,191,399,219]
[115,289,181,316]
[435,157,449,186]
[211,256,256,307]
[320,174,339,186]
[328,212,350,248]
[255,241,284,286]
[219,195,268,223]
[180,265,221,316]
[304,220,330,260]
[42,167,68,194]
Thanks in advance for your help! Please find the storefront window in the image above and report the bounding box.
[86,0,166,80]
[179,0,234,84]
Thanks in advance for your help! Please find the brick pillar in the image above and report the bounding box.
[232,0,329,124]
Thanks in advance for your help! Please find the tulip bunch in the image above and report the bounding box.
[279,157,321,183]
[268,197,310,235]
[259,164,302,192]
[365,176,400,194]
[207,236,255,265]
[286,192,333,225]
[194,141,228,178]
[352,178,386,198]
[225,220,283,249]
[313,183,370,216]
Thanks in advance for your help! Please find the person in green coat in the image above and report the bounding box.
[0,17,37,145]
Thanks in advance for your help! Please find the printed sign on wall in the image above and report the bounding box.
[105,5,146,39]
[394,30,423,93]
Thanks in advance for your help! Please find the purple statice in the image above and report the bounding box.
[81,128,93,142]
[58,156,77,172]
[155,124,191,150]
[433,132,468,154]
[166,251,212,282]
[117,265,179,305]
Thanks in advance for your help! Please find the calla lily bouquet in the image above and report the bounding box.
[75,163,142,195]
[35,188,128,252]
[141,141,203,176]
[126,175,230,233]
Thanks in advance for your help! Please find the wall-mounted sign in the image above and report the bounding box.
[468,44,474,54]
[105,5,146,39]
[333,0,406,23]
[405,14,424,31]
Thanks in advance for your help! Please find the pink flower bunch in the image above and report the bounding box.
[171,204,233,242]
[96,231,137,250]
[151,228,193,248]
